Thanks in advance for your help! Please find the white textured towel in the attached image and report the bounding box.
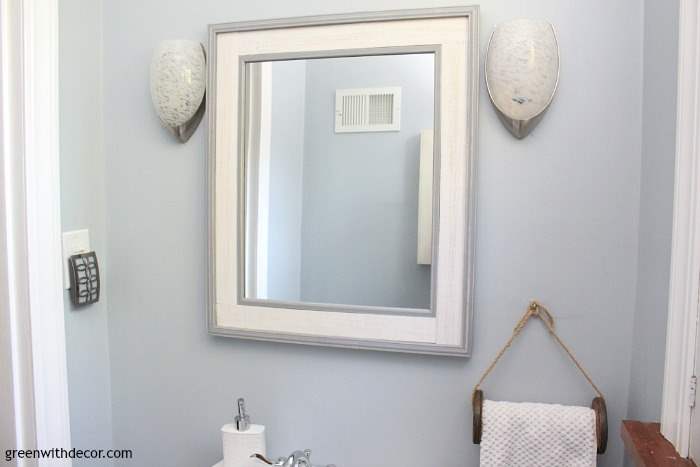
[480,400,597,467]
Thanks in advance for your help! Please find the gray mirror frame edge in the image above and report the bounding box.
[206,6,479,357]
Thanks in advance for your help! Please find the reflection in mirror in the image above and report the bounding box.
[244,53,436,311]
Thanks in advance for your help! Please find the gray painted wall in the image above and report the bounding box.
[99,2,643,466]
[58,0,113,464]
[267,60,307,301]
[299,54,433,309]
[627,0,679,422]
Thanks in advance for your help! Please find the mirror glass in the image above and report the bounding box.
[243,52,436,312]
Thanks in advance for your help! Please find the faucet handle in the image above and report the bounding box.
[250,454,283,466]
[251,450,334,467]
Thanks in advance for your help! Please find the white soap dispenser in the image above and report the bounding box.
[221,398,267,467]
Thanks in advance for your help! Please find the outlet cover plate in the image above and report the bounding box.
[62,229,90,289]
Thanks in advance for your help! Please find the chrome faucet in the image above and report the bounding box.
[251,449,335,467]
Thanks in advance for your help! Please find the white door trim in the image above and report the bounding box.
[660,0,700,457]
[0,0,72,463]
[1,1,24,459]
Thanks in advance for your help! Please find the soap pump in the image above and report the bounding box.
[235,398,250,431]
[220,397,266,467]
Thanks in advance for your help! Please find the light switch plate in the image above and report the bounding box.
[62,229,90,289]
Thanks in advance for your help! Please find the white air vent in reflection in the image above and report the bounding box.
[335,87,401,133]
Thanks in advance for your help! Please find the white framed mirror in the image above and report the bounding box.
[208,7,479,356]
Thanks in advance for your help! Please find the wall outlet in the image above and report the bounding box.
[62,229,90,289]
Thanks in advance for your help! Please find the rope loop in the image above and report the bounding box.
[473,300,603,399]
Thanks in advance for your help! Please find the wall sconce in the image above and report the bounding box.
[485,19,559,139]
[150,40,206,143]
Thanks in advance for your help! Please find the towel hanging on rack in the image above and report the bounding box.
[480,399,597,467]
[472,301,608,458]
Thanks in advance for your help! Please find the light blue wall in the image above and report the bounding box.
[267,61,307,301]
[57,1,683,466]
[58,0,113,464]
[299,54,433,309]
[99,2,644,467]
[627,0,679,422]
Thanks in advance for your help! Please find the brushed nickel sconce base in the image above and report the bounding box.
[169,94,205,143]
[493,108,548,140]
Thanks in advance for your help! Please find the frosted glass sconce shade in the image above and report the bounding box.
[485,19,559,139]
[150,40,206,143]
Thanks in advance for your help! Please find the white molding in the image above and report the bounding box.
[0,1,31,458]
[1,0,43,459]
[661,0,700,457]
[24,0,72,458]
[0,0,72,462]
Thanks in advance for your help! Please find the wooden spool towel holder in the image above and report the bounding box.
[471,301,608,455]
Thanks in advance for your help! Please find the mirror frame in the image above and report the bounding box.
[207,6,479,356]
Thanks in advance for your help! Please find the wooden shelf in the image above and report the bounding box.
[622,421,695,467]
